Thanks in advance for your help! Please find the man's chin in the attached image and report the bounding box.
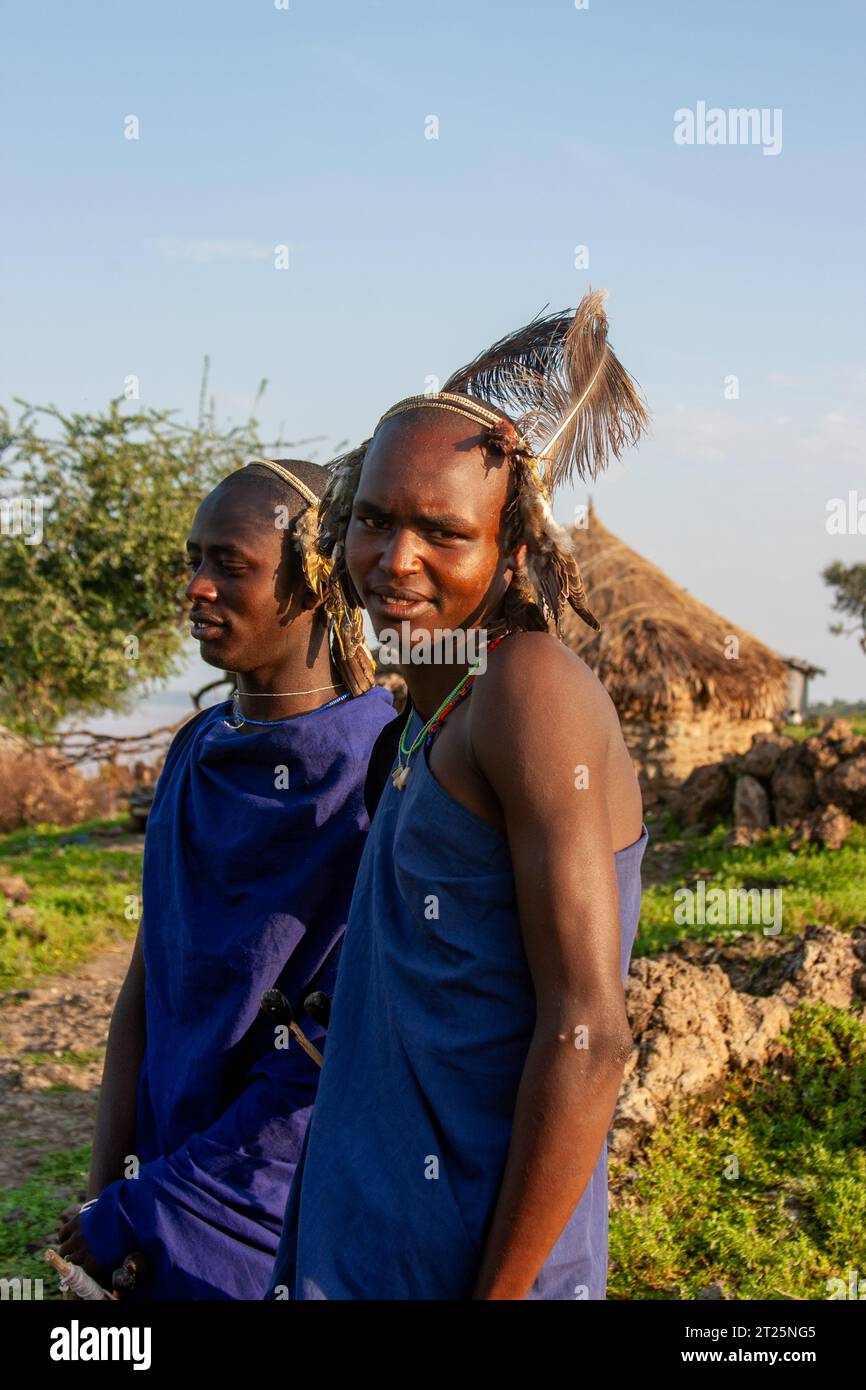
[197,638,235,669]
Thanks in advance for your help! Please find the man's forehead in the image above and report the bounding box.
[361,414,508,506]
[373,407,489,454]
[188,487,281,548]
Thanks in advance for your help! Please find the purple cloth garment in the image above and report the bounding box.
[269,703,648,1300]
[82,686,395,1299]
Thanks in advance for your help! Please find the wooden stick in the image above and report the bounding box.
[260,988,323,1068]
[44,1249,113,1300]
[288,1022,323,1069]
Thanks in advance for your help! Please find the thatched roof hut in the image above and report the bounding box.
[560,510,793,798]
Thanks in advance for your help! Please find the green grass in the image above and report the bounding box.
[637,820,866,956]
[17,1049,104,1068]
[782,724,815,743]
[610,1002,866,1299]
[0,818,142,988]
[0,1145,90,1297]
[1,812,864,1304]
[5,1011,865,1302]
[783,717,866,741]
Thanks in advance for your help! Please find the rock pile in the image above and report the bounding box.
[669,719,866,846]
[611,923,866,1160]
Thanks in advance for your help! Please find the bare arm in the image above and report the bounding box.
[468,634,635,1300]
[87,928,146,1199]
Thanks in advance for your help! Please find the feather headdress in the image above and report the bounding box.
[317,289,649,650]
[441,288,648,493]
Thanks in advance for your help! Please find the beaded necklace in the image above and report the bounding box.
[224,689,350,730]
[391,631,512,790]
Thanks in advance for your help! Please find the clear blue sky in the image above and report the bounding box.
[3,0,864,730]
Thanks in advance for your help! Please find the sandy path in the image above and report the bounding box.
[0,943,132,1190]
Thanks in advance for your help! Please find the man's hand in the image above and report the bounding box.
[57,1210,103,1279]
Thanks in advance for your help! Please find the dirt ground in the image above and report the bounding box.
[0,942,132,1190]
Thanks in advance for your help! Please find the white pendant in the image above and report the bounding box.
[223,691,244,729]
[391,764,412,790]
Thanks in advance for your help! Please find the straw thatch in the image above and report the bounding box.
[560,509,790,721]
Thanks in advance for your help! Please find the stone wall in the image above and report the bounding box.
[622,708,776,803]
[669,719,866,845]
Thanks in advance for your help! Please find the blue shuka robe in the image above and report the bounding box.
[81,686,395,1299]
[268,704,647,1300]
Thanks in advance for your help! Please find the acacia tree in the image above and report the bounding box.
[0,380,296,737]
[823,560,866,657]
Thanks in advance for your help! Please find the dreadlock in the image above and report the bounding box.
[316,289,649,657]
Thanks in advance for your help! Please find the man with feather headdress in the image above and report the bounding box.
[268,291,650,1300]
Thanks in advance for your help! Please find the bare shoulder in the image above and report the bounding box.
[468,630,642,847]
[470,630,617,738]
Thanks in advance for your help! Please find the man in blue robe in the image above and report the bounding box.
[57,459,395,1298]
[268,299,650,1299]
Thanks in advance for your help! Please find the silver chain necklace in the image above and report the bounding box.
[223,683,346,730]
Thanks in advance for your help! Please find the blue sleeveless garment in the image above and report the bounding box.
[81,685,395,1299]
[269,704,648,1300]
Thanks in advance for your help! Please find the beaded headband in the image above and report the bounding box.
[377,391,513,433]
[375,392,547,493]
[319,293,649,645]
[240,457,335,603]
[216,457,375,697]
[245,458,319,508]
